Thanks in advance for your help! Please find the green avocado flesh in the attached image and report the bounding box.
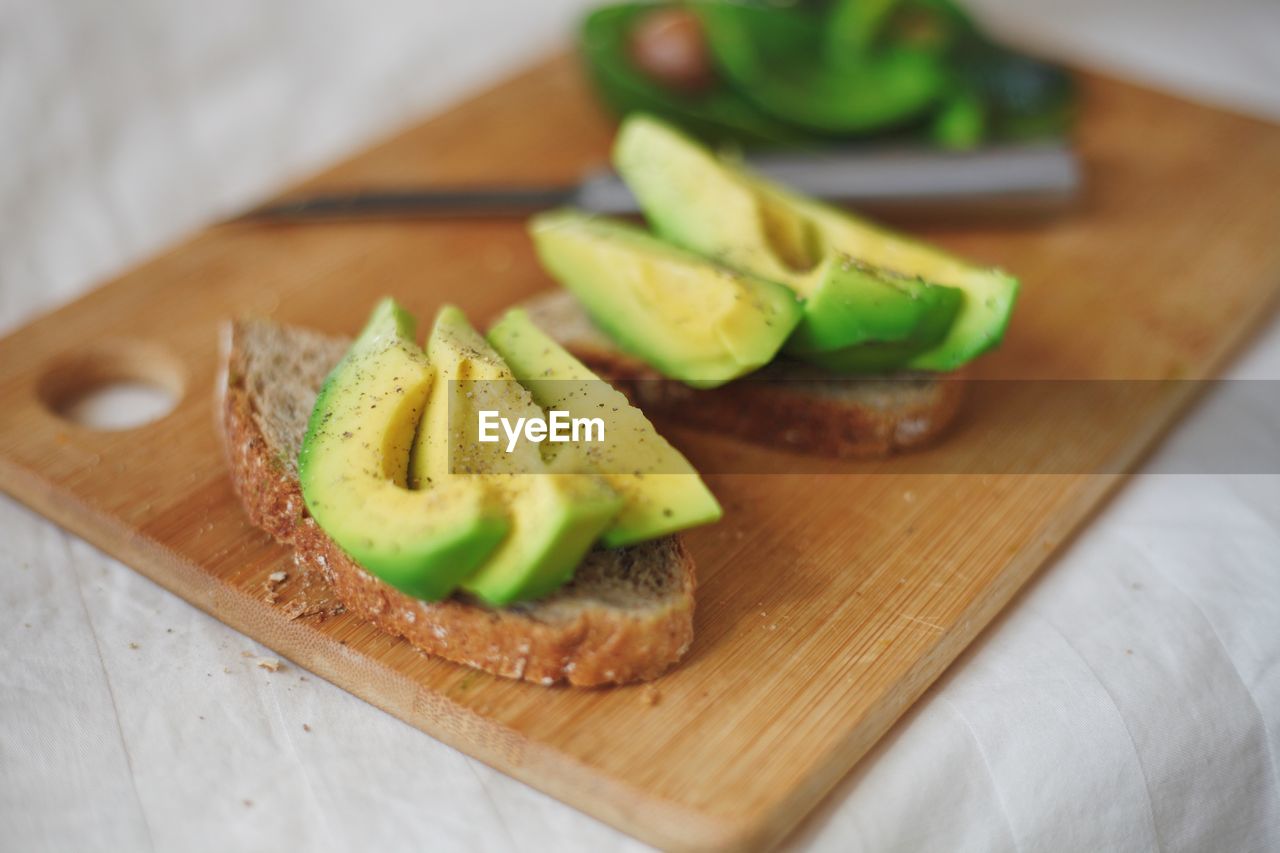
[297,299,508,601]
[528,209,802,389]
[409,306,623,606]
[614,115,1019,372]
[488,309,723,547]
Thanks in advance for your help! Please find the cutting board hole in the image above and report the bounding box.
[39,341,184,431]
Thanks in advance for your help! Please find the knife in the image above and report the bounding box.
[231,141,1079,223]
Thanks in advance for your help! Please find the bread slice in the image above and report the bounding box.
[519,290,967,458]
[219,318,695,687]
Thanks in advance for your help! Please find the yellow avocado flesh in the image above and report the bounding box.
[487,309,723,548]
[410,306,622,606]
[529,210,802,389]
[297,299,507,601]
[614,115,1018,371]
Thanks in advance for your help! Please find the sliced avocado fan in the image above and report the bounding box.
[298,299,508,600]
[614,114,1019,372]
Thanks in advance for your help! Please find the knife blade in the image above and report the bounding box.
[231,141,1079,223]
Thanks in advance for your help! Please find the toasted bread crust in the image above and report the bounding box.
[220,321,695,687]
[570,347,968,458]
[223,379,310,544]
[518,291,967,458]
[295,521,695,686]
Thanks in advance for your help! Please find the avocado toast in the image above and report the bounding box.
[219,296,966,689]
[220,314,701,686]
[517,115,1014,455]
[516,289,968,457]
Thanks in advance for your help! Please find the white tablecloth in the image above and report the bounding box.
[2,2,1277,850]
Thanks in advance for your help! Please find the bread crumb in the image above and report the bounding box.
[643,685,661,706]
[302,723,311,733]
[128,642,139,650]
[284,600,342,621]
[895,417,929,441]
[243,799,253,808]
[257,658,282,672]
[262,570,290,603]
[241,650,255,658]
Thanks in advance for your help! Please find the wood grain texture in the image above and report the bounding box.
[2,54,1279,851]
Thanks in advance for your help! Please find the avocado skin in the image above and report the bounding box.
[579,3,812,147]
[614,114,1018,373]
[697,3,946,134]
[298,299,508,601]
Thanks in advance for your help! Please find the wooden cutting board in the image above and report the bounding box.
[2,54,1279,852]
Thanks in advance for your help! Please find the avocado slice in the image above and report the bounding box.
[614,114,1018,371]
[410,306,623,606]
[780,255,963,370]
[529,209,802,389]
[488,308,722,547]
[298,299,508,600]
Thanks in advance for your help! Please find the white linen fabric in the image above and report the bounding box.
[1,2,1277,851]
